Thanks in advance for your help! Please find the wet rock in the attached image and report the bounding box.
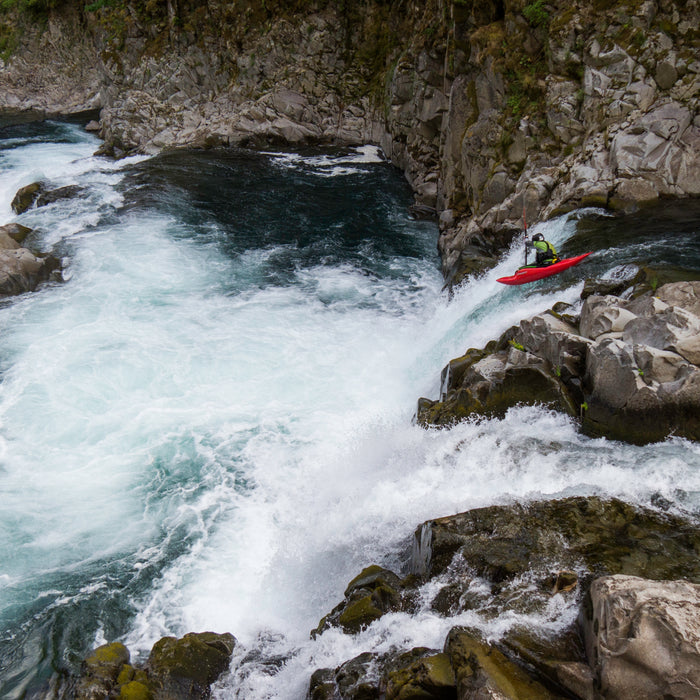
[334,652,382,700]
[308,668,336,700]
[147,632,237,700]
[583,575,700,699]
[383,648,456,700]
[75,642,131,699]
[411,497,700,586]
[0,249,61,296]
[445,627,561,699]
[35,184,86,208]
[422,282,700,444]
[581,264,643,299]
[0,223,32,246]
[418,318,579,427]
[11,182,42,214]
[313,565,405,636]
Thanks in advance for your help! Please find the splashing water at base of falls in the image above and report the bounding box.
[0,117,699,699]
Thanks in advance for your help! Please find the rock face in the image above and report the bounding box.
[419,281,700,444]
[583,575,700,700]
[581,283,700,443]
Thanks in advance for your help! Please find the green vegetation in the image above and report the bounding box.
[0,19,17,60]
[523,0,549,28]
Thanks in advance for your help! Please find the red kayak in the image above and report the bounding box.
[497,252,592,285]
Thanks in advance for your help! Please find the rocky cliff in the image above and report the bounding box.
[1,0,698,286]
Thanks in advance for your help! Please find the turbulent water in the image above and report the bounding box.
[0,116,699,699]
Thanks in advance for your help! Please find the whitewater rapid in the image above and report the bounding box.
[0,120,699,699]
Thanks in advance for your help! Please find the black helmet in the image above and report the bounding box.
[532,233,544,242]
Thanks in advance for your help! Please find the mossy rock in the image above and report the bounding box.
[419,351,577,427]
[83,642,130,682]
[118,680,153,700]
[338,594,385,632]
[117,664,136,686]
[316,565,405,635]
[75,642,131,699]
[384,648,456,700]
[344,564,402,597]
[147,631,236,700]
[418,496,700,585]
[445,627,563,699]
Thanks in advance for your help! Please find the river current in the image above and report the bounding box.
[0,117,699,699]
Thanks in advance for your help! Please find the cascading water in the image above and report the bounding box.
[0,116,699,699]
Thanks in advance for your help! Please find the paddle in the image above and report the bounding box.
[523,205,528,267]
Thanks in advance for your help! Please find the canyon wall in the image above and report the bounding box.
[1,0,698,284]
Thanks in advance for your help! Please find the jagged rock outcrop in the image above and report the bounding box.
[581,282,700,443]
[419,281,700,444]
[308,497,700,699]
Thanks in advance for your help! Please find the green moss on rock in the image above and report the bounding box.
[118,680,153,700]
[385,650,457,700]
[338,594,384,632]
[446,628,560,699]
[147,631,237,699]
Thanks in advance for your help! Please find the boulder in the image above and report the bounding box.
[383,648,456,700]
[334,652,382,700]
[147,632,236,700]
[579,295,638,340]
[581,264,644,300]
[654,280,700,318]
[583,575,700,699]
[0,249,61,296]
[512,312,591,383]
[424,286,700,444]
[75,642,131,699]
[313,565,405,636]
[35,184,86,208]
[0,223,32,245]
[622,306,700,364]
[418,345,577,426]
[11,182,42,214]
[0,229,21,250]
[584,335,700,443]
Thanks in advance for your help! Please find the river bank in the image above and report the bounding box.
[1,0,699,285]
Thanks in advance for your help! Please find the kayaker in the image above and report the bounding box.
[526,233,559,266]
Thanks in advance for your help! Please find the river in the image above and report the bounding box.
[0,115,699,699]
